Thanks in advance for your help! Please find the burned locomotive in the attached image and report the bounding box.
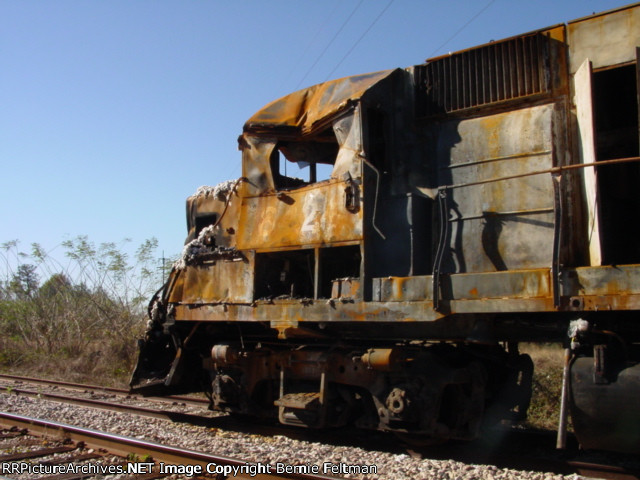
[132,5,640,453]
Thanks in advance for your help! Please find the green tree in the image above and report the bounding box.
[8,264,39,299]
[39,273,72,298]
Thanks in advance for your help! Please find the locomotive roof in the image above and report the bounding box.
[243,69,397,136]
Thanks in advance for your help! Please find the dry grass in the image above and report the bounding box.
[519,342,567,431]
[0,331,142,388]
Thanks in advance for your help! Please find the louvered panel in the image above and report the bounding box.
[417,33,551,116]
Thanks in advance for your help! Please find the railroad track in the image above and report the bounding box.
[0,373,209,407]
[1,374,639,480]
[0,374,383,446]
[0,383,216,428]
[0,411,339,480]
[0,374,333,438]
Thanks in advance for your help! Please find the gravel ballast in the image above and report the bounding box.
[0,393,591,480]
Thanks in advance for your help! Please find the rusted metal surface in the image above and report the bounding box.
[562,264,640,296]
[424,103,559,274]
[560,264,640,311]
[207,343,500,440]
[169,251,254,304]
[173,300,445,324]
[167,262,640,321]
[417,25,567,117]
[244,70,396,136]
[374,269,551,303]
[568,5,640,73]
[237,180,363,250]
[184,184,242,248]
[330,277,360,300]
[418,33,551,115]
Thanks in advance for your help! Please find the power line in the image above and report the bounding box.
[324,0,395,82]
[426,0,496,59]
[295,0,365,90]
[280,0,342,92]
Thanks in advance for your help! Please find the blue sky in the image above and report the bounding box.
[0,0,630,274]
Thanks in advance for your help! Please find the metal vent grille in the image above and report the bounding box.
[417,33,551,116]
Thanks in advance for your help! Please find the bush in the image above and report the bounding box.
[0,237,170,385]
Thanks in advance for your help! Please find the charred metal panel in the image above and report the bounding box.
[372,275,433,302]
[446,269,551,301]
[430,103,559,273]
[449,296,555,314]
[374,269,550,302]
[360,70,431,300]
[244,70,397,136]
[566,294,640,312]
[561,264,640,296]
[559,265,640,311]
[363,186,433,283]
[568,6,640,73]
[237,180,362,250]
[331,277,360,299]
[168,251,254,304]
[173,301,445,325]
[184,184,242,247]
[171,294,560,326]
[240,136,278,197]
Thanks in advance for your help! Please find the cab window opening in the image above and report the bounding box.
[270,130,338,191]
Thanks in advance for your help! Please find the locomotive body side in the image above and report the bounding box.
[131,5,640,453]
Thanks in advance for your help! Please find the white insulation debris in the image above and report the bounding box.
[174,178,244,271]
[191,179,238,200]
[173,225,217,271]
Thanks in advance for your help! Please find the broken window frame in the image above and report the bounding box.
[241,107,364,196]
[270,134,339,191]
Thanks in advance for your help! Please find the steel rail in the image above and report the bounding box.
[568,460,640,480]
[0,382,358,444]
[0,411,341,480]
[0,373,128,394]
[0,373,208,407]
[0,385,215,427]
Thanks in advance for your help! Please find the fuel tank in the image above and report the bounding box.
[570,356,640,454]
